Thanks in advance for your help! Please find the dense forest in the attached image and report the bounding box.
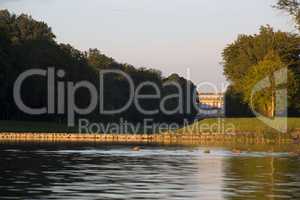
[0,10,199,126]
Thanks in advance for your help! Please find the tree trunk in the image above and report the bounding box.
[269,75,276,118]
[265,94,275,118]
[270,91,275,118]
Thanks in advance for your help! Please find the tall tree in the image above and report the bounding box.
[223,26,300,116]
[241,51,297,117]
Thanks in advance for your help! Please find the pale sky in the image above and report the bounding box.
[0,0,296,91]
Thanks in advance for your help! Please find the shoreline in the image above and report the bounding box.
[0,132,297,144]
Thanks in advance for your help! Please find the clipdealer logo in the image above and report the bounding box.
[13,67,199,127]
[250,68,288,133]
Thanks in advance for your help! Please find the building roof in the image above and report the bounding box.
[198,92,224,95]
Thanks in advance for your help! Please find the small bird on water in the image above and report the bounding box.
[292,135,300,144]
[232,149,241,154]
[132,146,141,151]
[204,150,210,154]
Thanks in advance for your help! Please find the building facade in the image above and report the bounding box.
[198,93,225,117]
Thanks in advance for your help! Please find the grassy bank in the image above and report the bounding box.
[1,118,300,134]
[0,121,77,133]
[176,118,300,135]
[0,118,300,144]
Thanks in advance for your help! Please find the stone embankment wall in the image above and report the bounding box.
[0,132,297,144]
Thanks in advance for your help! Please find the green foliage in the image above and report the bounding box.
[241,51,297,116]
[223,26,300,90]
[0,10,55,44]
[87,48,115,70]
[223,26,300,116]
[162,74,198,123]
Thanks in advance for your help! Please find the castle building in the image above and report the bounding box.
[198,93,225,117]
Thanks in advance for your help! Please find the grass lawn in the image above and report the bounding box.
[176,118,300,134]
[0,118,300,134]
[0,121,77,133]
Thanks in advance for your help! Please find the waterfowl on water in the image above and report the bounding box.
[288,152,300,157]
[132,146,141,151]
[232,149,241,154]
[204,150,210,154]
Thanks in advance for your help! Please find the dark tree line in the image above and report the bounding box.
[0,10,198,126]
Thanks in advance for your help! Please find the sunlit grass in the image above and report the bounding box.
[176,118,300,134]
[1,118,300,134]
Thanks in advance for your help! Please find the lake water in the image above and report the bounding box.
[0,143,300,200]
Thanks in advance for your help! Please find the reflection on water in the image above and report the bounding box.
[0,143,299,200]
